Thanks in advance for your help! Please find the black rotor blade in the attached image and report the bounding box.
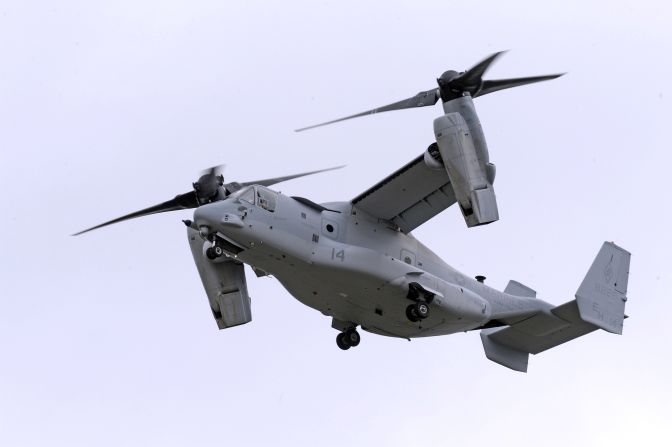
[454,51,507,86]
[295,88,439,132]
[239,165,345,188]
[476,74,565,97]
[201,164,225,177]
[73,191,199,236]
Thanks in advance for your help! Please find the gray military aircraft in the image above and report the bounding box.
[76,52,630,372]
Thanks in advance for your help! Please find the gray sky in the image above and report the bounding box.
[1,1,671,446]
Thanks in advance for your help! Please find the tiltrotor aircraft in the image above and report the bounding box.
[76,52,631,372]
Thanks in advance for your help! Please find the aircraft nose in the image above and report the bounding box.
[193,203,245,236]
[193,204,217,235]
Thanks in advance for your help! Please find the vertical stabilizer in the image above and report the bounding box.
[504,280,537,298]
[575,242,630,334]
[480,328,529,372]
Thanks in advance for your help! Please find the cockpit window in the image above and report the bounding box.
[256,186,277,212]
[237,187,255,205]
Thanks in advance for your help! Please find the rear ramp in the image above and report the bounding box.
[481,242,630,372]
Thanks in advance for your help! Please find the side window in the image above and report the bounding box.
[256,186,277,212]
[401,249,416,266]
[238,187,255,205]
[322,219,339,239]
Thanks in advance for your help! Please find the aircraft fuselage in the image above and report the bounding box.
[193,186,543,339]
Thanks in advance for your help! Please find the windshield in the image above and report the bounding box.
[229,186,277,212]
[228,186,255,204]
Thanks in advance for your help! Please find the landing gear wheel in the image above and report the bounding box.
[406,302,429,322]
[206,245,224,260]
[336,332,350,350]
[344,328,360,347]
[414,301,430,319]
[406,304,420,322]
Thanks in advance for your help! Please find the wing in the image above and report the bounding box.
[351,154,456,233]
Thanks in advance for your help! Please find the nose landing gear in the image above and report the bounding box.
[206,244,224,260]
[205,234,239,260]
[336,328,361,350]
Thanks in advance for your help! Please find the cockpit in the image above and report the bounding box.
[229,186,277,212]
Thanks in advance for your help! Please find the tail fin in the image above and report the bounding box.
[575,242,631,334]
[480,241,631,372]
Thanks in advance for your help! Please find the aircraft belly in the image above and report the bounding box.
[237,241,484,339]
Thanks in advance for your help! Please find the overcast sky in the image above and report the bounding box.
[1,1,671,446]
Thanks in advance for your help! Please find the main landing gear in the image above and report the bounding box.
[336,328,361,350]
[406,301,430,322]
[405,282,433,323]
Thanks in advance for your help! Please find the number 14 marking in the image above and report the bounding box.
[331,248,345,262]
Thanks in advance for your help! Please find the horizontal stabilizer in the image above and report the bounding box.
[504,280,536,298]
[483,301,598,356]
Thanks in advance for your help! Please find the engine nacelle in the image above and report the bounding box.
[433,95,499,227]
[187,227,252,329]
